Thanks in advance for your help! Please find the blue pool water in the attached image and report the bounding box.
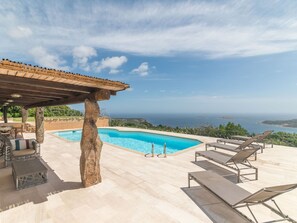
[54,128,201,154]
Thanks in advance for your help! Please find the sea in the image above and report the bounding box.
[110,113,297,134]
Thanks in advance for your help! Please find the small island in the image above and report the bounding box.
[262,119,297,128]
[221,116,233,119]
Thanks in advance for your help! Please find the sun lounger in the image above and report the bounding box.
[231,130,273,149]
[188,171,297,223]
[216,138,263,153]
[195,148,259,182]
[207,135,260,151]
[206,136,261,158]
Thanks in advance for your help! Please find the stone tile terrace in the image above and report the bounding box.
[1,128,297,223]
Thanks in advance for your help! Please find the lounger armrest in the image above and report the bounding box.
[264,189,294,193]
[263,185,297,193]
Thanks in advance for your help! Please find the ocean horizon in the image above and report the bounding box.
[110,113,297,134]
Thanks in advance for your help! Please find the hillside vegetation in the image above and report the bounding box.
[0,105,83,118]
[111,119,297,147]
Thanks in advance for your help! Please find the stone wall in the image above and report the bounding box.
[44,117,109,131]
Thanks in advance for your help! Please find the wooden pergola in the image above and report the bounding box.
[0,59,129,187]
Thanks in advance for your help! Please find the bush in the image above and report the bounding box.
[1,105,83,117]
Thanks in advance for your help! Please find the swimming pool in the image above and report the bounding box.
[54,128,201,155]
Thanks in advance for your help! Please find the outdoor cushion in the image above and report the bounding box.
[10,139,35,151]
[12,148,36,157]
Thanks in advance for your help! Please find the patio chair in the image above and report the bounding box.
[0,135,41,167]
[231,130,273,149]
[195,147,259,182]
[206,135,261,158]
[188,171,297,223]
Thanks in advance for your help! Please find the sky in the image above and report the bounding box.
[1,0,297,115]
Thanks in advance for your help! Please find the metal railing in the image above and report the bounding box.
[145,143,167,158]
[145,143,155,157]
[157,143,167,158]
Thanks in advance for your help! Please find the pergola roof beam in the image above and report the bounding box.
[0,98,48,104]
[24,90,110,109]
[0,83,84,97]
[0,75,92,94]
[0,92,60,100]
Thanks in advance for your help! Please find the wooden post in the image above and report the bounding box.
[80,96,102,187]
[35,107,44,143]
[3,106,8,123]
[21,107,28,123]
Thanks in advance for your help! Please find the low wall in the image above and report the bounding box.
[44,117,109,131]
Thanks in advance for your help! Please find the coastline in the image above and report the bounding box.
[111,113,297,134]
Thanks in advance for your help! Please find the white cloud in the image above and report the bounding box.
[93,56,127,74]
[8,26,32,39]
[73,46,97,71]
[126,87,133,91]
[30,46,69,70]
[132,62,149,76]
[1,1,297,59]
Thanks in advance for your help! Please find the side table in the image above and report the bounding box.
[12,159,48,190]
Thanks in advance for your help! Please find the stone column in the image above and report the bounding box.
[21,107,28,123]
[35,107,44,143]
[3,106,8,123]
[80,96,102,187]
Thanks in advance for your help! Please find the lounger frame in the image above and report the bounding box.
[206,142,259,160]
[232,130,274,149]
[195,149,259,183]
[206,135,261,160]
[216,138,263,154]
[188,171,297,223]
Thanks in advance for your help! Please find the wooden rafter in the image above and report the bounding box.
[24,90,111,109]
[0,91,63,99]
[0,74,92,93]
[0,83,80,97]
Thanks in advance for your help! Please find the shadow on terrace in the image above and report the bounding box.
[0,158,81,212]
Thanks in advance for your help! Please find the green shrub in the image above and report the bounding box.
[0,105,82,117]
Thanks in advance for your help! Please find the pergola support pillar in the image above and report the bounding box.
[80,96,102,187]
[3,106,8,123]
[35,107,44,143]
[21,107,28,123]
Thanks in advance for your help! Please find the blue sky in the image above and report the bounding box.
[1,0,297,114]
